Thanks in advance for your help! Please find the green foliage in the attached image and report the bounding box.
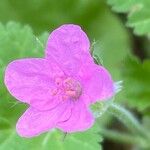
[91,8,131,80]
[107,0,150,35]
[107,0,137,12]
[0,22,102,150]
[0,0,106,34]
[122,56,150,113]
[0,125,102,150]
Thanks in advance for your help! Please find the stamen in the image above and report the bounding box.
[53,77,82,100]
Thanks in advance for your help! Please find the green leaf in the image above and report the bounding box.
[107,0,138,13]
[0,118,10,130]
[0,22,102,149]
[107,0,150,35]
[0,125,102,150]
[122,56,150,113]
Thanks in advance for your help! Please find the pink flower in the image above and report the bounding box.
[4,24,114,138]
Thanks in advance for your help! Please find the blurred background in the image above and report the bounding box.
[0,0,149,150]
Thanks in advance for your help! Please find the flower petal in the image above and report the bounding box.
[4,58,64,110]
[16,101,71,137]
[78,63,114,105]
[45,24,91,75]
[56,100,94,132]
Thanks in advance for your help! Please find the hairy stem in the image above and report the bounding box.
[108,103,149,139]
[100,128,143,145]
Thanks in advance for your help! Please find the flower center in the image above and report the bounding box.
[63,77,82,99]
[53,77,82,100]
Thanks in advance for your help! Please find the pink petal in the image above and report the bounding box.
[45,24,91,75]
[16,101,71,137]
[56,100,94,132]
[4,58,64,110]
[78,63,114,105]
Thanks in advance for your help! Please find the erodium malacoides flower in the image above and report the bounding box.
[5,24,114,138]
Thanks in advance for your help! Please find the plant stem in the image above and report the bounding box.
[108,103,149,139]
[100,128,142,145]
